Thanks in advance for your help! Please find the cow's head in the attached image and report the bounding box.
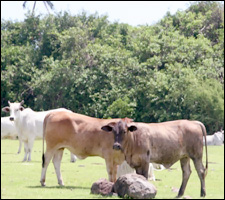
[101,118,137,151]
[2,100,25,122]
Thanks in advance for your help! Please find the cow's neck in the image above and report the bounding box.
[123,131,136,155]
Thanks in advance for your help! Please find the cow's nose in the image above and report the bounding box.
[113,143,121,150]
[9,117,14,121]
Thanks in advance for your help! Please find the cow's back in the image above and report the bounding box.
[130,120,205,167]
[44,111,120,159]
[207,132,224,145]
[18,108,72,139]
[18,108,45,139]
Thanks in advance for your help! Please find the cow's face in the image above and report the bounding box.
[101,119,137,151]
[2,100,24,122]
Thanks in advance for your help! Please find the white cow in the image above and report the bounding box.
[117,160,165,181]
[204,131,224,146]
[1,116,23,154]
[2,100,77,162]
[1,117,18,139]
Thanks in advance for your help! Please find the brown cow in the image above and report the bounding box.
[101,119,208,197]
[40,111,132,186]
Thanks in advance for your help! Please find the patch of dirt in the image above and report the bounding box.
[91,163,104,165]
[208,162,218,164]
[171,186,179,193]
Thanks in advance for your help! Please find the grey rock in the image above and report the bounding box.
[113,174,157,199]
[91,178,114,196]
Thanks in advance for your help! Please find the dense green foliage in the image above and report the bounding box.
[1,2,224,134]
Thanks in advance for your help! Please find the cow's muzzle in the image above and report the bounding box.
[113,142,122,151]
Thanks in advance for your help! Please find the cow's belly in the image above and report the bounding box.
[20,131,30,142]
[150,147,187,168]
[65,145,104,160]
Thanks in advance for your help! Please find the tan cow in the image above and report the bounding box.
[101,119,208,197]
[40,112,132,186]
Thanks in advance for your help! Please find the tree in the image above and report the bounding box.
[1,5,224,133]
[23,1,54,14]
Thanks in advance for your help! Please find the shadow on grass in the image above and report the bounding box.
[27,185,90,190]
[2,161,42,164]
[1,152,18,155]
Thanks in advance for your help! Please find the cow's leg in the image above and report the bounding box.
[143,162,150,179]
[52,148,65,186]
[148,163,155,181]
[105,158,114,182]
[40,150,54,186]
[23,142,29,162]
[193,158,206,197]
[70,153,77,163]
[27,138,35,162]
[17,138,22,154]
[17,132,22,154]
[177,157,192,197]
[136,162,149,179]
[112,161,118,182]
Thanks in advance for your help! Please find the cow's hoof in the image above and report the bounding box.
[40,181,46,187]
[175,195,182,199]
[58,181,65,186]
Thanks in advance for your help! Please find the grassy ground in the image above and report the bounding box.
[1,139,224,199]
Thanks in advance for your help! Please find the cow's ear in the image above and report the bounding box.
[101,125,112,132]
[123,117,134,123]
[128,125,137,132]
[101,122,115,132]
[2,107,10,113]
[19,106,24,111]
[20,100,24,105]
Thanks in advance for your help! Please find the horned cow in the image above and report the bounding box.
[2,101,76,162]
[102,119,208,197]
[40,112,134,186]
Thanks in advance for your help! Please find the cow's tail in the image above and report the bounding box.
[42,152,45,168]
[42,115,47,168]
[197,121,208,177]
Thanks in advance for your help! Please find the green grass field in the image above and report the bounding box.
[1,139,224,199]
